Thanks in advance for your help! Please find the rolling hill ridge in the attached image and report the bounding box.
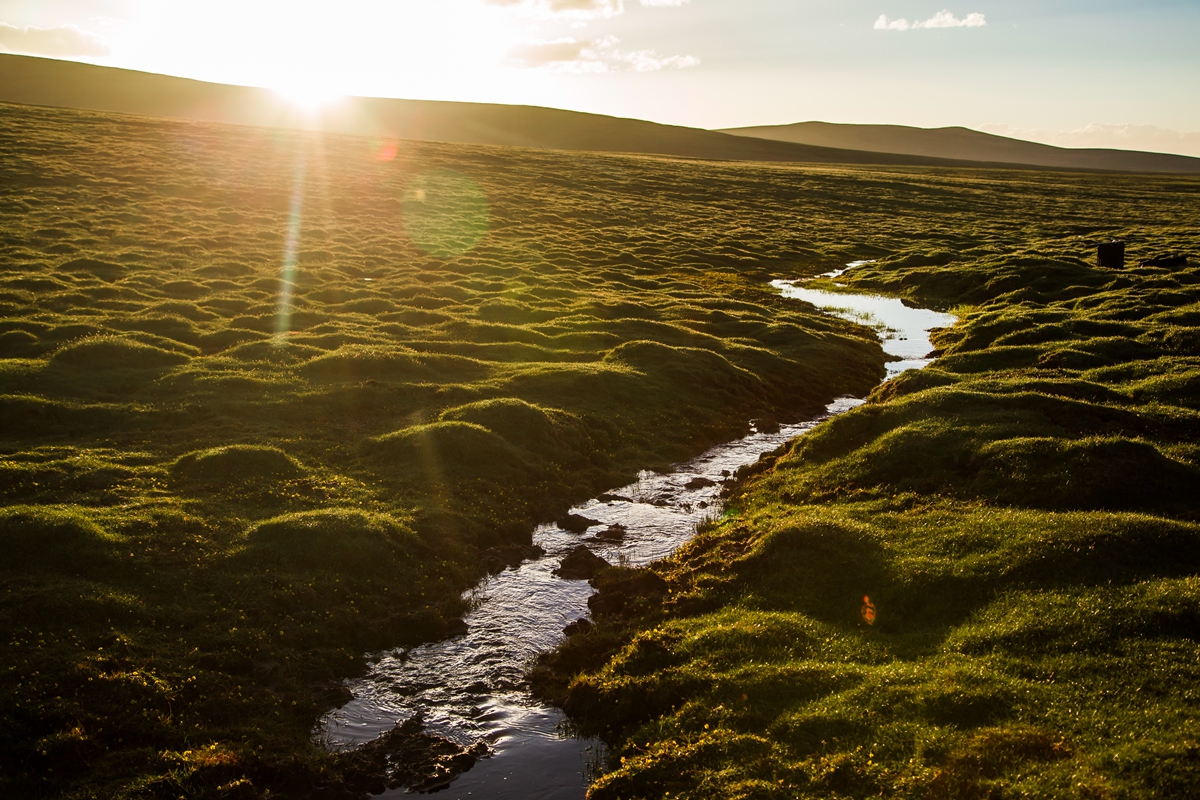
[4,54,1199,173]
[719,120,1200,174]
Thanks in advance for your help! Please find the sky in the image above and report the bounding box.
[1,0,1198,156]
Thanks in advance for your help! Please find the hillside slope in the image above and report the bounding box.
[719,121,1200,174]
[0,54,1065,170]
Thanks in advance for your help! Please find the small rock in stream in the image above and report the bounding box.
[340,713,491,795]
[554,545,610,580]
[557,513,601,534]
[752,415,781,434]
[684,476,716,489]
[596,524,626,542]
[596,493,632,503]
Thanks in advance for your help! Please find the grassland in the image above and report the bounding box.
[0,101,897,798]
[535,170,1200,797]
[3,101,1197,800]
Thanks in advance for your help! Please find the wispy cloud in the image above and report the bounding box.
[874,10,987,31]
[487,0,689,18]
[486,0,625,19]
[507,35,699,72]
[0,22,111,57]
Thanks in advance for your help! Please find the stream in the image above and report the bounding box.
[317,268,957,797]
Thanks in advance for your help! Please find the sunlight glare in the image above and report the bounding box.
[273,80,345,113]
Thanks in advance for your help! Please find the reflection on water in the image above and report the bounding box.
[319,265,955,797]
[772,278,957,375]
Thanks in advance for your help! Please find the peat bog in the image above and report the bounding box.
[1,99,1198,798]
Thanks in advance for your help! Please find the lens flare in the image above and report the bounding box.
[275,153,306,343]
[400,170,490,258]
[861,595,876,625]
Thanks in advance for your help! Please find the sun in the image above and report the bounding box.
[272,80,345,113]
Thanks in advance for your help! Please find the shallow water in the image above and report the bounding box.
[318,268,956,797]
[772,277,957,375]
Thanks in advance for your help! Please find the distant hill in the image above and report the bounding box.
[0,54,978,169]
[717,121,1200,174]
[3,54,1197,174]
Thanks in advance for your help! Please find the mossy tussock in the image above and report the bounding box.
[247,508,420,570]
[171,444,305,486]
[0,504,121,571]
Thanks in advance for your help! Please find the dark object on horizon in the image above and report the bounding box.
[1097,240,1126,269]
[1139,253,1189,268]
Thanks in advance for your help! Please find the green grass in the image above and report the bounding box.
[534,170,1200,797]
[0,102,888,798]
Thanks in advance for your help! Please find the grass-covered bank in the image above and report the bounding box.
[535,190,1200,797]
[0,101,891,799]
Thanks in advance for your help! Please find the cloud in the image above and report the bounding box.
[486,0,625,19]
[979,122,1200,158]
[0,22,111,57]
[487,0,688,18]
[507,35,699,72]
[874,10,986,31]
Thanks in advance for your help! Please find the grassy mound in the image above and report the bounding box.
[247,508,418,569]
[364,420,534,484]
[52,334,191,370]
[171,444,305,485]
[439,398,592,455]
[0,504,118,571]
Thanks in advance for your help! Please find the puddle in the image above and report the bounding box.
[318,264,957,796]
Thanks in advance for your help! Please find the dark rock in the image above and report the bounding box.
[339,714,491,794]
[563,618,593,636]
[1139,253,1188,268]
[557,513,600,533]
[480,543,545,574]
[684,476,716,489]
[554,545,610,580]
[595,524,626,542]
[751,415,781,434]
[596,493,632,503]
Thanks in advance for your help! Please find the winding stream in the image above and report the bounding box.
[317,269,956,797]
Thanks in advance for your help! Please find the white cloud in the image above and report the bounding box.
[487,0,687,18]
[0,22,111,57]
[875,10,986,31]
[507,35,699,72]
[979,122,1200,158]
[874,15,910,31]
[486,0,625,19]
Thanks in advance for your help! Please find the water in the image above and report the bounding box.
[318,266,956,796]
[772,276,957,376]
